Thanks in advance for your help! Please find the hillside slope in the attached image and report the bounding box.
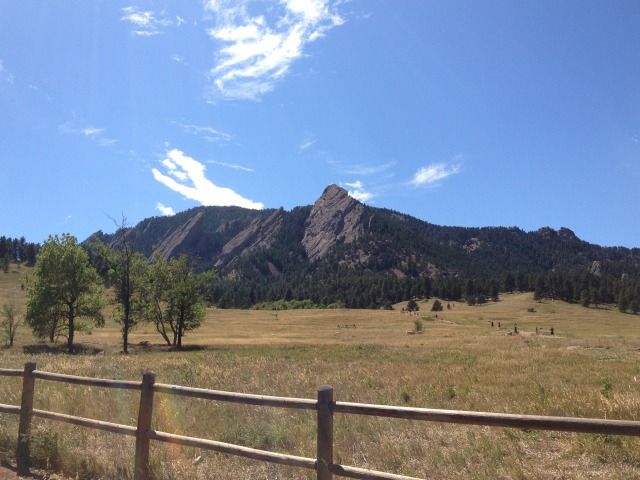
[87,185,640,307]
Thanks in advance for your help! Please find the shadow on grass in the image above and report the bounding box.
[127,342,213,354]
[0,463,54,480]
[22,343,104,356]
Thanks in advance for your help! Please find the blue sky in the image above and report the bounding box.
[0,0,638,247]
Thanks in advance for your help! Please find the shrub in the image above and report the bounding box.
[414,318,424,333]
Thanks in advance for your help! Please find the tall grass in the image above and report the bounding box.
[1,274,640,478]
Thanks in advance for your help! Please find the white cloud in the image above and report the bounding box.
[81,127,105,137]
[174,122,232,142]
[171,54,187,64]
[152,148,264,209]
[299,137,317,151]
[0,59,14,84]
[121,6,174,36]
[156,202,176,216]
[205,0,344,100]
[411,162,461,186]
[341,161,396,176]
[59,121,118,148]
[205,159,255,172]
[344,180,374,203]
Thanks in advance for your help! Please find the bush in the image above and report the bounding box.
[252,299,323,310]
[414,318,424,333]
[431,300,443,312]
[406,299,419,312]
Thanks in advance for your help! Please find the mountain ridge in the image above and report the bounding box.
[85,184,640,308]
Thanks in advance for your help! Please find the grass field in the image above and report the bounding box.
[1,264,640,479]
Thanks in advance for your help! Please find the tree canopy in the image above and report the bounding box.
[26,234,104,353]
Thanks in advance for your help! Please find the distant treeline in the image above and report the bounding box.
[0,236,39,268]
[6,232,640,315]
[207,268,640,313]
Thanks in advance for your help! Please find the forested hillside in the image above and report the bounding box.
[82,185,640,310]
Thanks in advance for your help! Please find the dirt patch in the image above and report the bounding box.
[0,464,67,479]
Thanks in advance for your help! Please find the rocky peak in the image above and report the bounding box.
[216,209,284,265]
[155,211,204,259]
[302,184,365,261]
[558,227,578,241]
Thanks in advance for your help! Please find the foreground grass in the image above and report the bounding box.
[1,267,640,478]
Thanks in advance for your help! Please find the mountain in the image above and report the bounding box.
[87,184,640,308]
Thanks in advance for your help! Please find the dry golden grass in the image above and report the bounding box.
[1,267,640,479]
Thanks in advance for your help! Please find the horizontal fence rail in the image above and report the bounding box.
[32,409,138,437]
[33,370,142,390]
[150,430,317,470]
[333,402,640,436]
[0,403,21,415]
[154,382,317,410]
[2,364,640,480]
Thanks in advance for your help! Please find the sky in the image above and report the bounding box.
[0,0,639,247]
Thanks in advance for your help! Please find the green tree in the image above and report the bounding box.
[580,289,591,308]
[92,236,148,354]
[1,304,20,347]
[141,254,211,348]
[406,299,419,312]
[617,291,629,313]
[431,300,443,312]
[26,234,104,353]
[504,273,516,293]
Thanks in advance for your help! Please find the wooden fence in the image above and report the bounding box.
[2,362,640,479]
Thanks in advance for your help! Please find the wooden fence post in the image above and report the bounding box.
[16,362,36,476]
[134,372,156,480]
[317,385,333,480]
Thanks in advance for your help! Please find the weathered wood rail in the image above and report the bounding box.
[1,362,640,479]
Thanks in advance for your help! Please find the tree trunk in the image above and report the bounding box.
[155,321,171,345]
[123,323,129,354]
[153,300,172,345]
[67,306,75,354]
[49,315,58,343]
[123,299,130,354]
[176,309,184,349]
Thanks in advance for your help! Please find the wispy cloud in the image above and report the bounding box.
[299,137,317,151]
[121,6,176,36]
[170,54,187,65]
[173,121,232,143]
[205,159,255,172]
[410,161,461,186]
[156,202,175,216]
[341,161,396,176]
[344,180,374,203]
[152,149,263,209]
[59,121,118,148]
[0,59,14,84]
[205,0,344,100]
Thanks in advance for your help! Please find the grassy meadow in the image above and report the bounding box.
[1,263,640,479]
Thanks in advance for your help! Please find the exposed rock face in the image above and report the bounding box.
[216,209,284,265]
[156,211,204,259]
[463,237,481,253]
[302,184,364,261]
[559,227,577,241]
